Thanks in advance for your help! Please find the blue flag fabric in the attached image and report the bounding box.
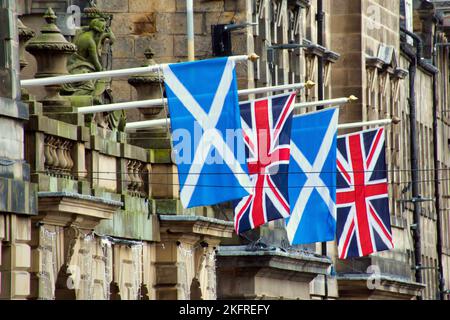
[285,108,339,245]
[163,57,251,208]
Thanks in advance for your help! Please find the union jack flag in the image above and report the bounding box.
[234,92,296,234]
[336,127,394,259]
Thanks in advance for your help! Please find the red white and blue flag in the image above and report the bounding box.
[234,92,296,234]
[336,127,394,259]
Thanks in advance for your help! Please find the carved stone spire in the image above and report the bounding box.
[25,8,77,107]
[128,47,165,119]
[17,18,35,71]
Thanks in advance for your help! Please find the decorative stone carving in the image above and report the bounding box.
[126,160,145,196]
[17,18,35,71]
[25,8,77,107]
[60,3,126,132]
[44,135,74,177]
[61,8,114,101]
[128,47,165,119]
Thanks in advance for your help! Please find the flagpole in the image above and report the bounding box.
[20,54,259,88]
[337,117,400,130]
[294,95,358,109]
[127,116,401,132]
[77,81,314,114]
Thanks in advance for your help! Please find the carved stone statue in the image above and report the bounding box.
[61,4,126,132]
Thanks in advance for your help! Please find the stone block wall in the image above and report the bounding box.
[92,0,250,118]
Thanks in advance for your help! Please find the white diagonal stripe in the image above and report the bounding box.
[286,109,339,243]
[165,59,251,207]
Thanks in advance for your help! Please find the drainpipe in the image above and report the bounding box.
[432,27,445,301]
[400,26,423,299]
[186,0,195,61]
[316,0,328,300]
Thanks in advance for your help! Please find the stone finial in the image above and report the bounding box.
[128,47,164,119]
[25,8,77,107]
[129,46,162,84]
[43,7,57,24]
[26,7,77,55]
[17,19,35,71]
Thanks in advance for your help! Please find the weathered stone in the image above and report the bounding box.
[112,37,135,59]
[156,12,205,35]
[135,34,174,59]
[96,0,129,13]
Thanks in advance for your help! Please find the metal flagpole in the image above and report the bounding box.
[20,54,259,88]
[126,111,398,132]
[337,117,400,130]
[125,94,356,131]
[76,81,315,114]
[186,0,195,61]
[294,95,358,109]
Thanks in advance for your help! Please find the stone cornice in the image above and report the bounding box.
[336,273,425,299]
[303,43,327,58]
[217,246,331,280]
[159,215,234,239]
[36,191,123,229]
[324,50,341,63]
[366,56,386,70]
[393,67,409,80]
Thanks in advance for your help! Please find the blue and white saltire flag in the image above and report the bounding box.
[163,57,252,208]
[285,108,339,245]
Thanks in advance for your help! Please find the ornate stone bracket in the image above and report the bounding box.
[323,50,341,87]
[366,57,383,92]
[391,68,409,102]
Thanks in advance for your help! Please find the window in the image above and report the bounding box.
[400,0,414,45]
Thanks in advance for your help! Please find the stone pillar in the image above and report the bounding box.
[155,215,233,300]
[0,215,32,299]
[28,193,122,300]
[0,0,37,300]
[128,47,165,120]
[216,246,332,300]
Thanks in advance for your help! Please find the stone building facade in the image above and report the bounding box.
[0,0,448,300]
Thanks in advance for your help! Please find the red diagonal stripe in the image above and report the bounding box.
[267,175,289,214]
[337,159,352,184]
[274,93,295,133]
[369,203,393,244]
[235,195,253,233]
[366,128,383,167]
[340,220,355,259]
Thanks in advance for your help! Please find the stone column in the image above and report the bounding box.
[0,216,32,299]
[155,215,233,300]
[0,0,37,300]
[28,193,122,300]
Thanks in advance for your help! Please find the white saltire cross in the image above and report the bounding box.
[163,59,252,207]
[285,110,339,243]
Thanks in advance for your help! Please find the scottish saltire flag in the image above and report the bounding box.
[336,127,393,259]
[285,108,339,245]
[163,57,252,208]
[234,92,296,234]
